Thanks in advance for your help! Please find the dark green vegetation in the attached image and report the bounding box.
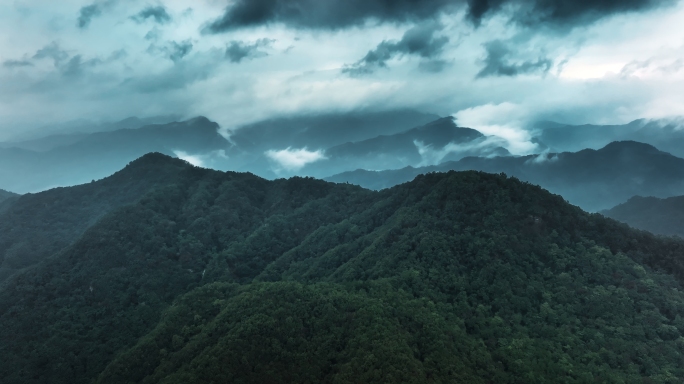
[603,195,684,238]
[327,141,684,212]
[1,154,684,383]
[0,155,189,281]
[0,188,17,203]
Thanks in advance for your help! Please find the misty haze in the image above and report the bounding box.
[1,1,684,383]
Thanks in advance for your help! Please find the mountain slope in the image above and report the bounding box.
[0,117,228,193]
[0,188,17,203]
[4,115,181,143]
[0,153,193,281]
[327,141,684,211]
[603,195,684,238]
[1,154,684,383]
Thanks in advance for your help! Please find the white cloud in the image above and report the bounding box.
[265,147,327,172]
[413,136,507,166]
[173,150,204,167]
[452,103,538,155]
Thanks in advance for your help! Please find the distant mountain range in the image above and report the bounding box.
[0,111,508,192]
[2,115,181,144]
[535,117,684,158]
[4,111,684,214]
[327,141,684,212]
[602,195,684,238]
[291,117,510,178]
[0,117,228,193]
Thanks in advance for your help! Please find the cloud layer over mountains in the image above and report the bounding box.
[1,0,683,142]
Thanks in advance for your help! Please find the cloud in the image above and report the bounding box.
[414,136,508,166]
[225,39,274,63]
[174,150,204,167]
[131,6,172,24]
[525,150,559,164]
[343,22,449,75]
[203,0,670,33]
[265,147,327,172]
[453,103,538,155]
[204,0,457,32]
[2,60,33,68]
[148,40,194,63]
[32,42,70,67]
[476,40,552,78]
[77,1,115,29]
[466,0,672,27]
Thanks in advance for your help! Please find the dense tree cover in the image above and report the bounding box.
[0,153,192,281]
[1,155,684,383]
[0,188,17,203]
[325,141,684,212]
[602,195,684,238]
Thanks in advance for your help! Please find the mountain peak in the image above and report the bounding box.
[121,152,191,172]
[599,140,662,154]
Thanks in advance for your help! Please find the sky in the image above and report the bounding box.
[1,0,684,149]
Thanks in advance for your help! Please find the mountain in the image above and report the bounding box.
[327,141,684,212]
[602,195,684,238]
[0,188,17,203]
[221,109,441,178]
[228,109,439,153]
[0,189,19,214]
[1,154,684,383]
[4,115,182,143]
[0,117,228,193]
[535,117,684,158]
[296,117,510,177]
[0,154,191,281]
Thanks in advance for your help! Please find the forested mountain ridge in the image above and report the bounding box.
[326,140,684,211]
[0,188,17,203]
[1,154,684,383]
[602,195,684,238]
[0,153,193,281]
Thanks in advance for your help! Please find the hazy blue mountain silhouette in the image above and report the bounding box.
[326,141,684,211]
[296,117,510,177]
[602,195,684,238]
[0,117,228,193]
[535,117,684,158]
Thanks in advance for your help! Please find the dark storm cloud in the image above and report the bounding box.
[476,40,552,78]
[344,22,448,75]
[203,0,670,32]
[131,6,172,24]
[2,60,33,68]
[466,0,672,27]
[33,42,70,67]
[225,39,274,63]
[204,0,455,32]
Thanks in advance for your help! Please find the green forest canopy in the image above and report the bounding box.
[0,153,683,383]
